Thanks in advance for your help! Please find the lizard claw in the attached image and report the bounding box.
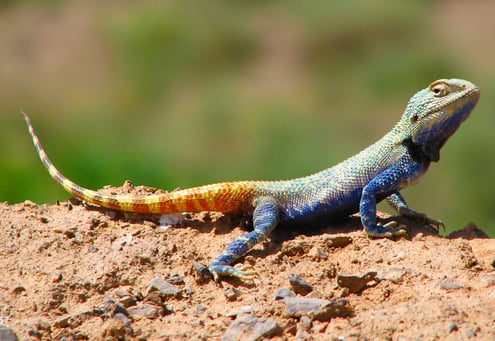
[233,263,259,282]
[209,263,259,283]
[399,208,445,232]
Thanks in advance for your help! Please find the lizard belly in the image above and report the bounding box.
[281,186,363,224]
[280,186,395,226]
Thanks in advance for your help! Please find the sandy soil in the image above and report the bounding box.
[1,182,494,340]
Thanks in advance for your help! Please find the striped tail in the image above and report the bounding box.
[22,112,257,214]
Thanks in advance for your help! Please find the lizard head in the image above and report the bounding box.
[402,78,480,162]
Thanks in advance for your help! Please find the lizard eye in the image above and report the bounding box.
[411,113,419,123]
[429,81,449,97]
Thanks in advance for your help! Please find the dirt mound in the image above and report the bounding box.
[1,183,494,340]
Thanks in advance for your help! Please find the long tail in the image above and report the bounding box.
[22,112,257,214]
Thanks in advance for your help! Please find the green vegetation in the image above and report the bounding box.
[2,1,494,235]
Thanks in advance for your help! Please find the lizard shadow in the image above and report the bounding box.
[246,213,441,261]
[83,203,440,287]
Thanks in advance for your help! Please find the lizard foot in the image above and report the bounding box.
[365,222,408,239]
[398,208,445,232]
[209,263,259,283]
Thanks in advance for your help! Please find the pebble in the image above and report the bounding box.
[0,327,18,341]
[289,275,313,295]
[222,315,282,341]
[28,329,42,338]
[337,271,378,293]
[299,315,312,330]
[447,322,459,333]
[323,235,352,248]
[440,280,462,290]
[114,312,132,328]
[168,273,185,285]
[308,246,328,260]
[148,277,182,299]
[118,295,137,308]
[54,315,71,328]
[128,304,162,319]
[381,267,411,284]
[274,288,296,300]
[295,328,312,341]
[52,273,63,283]
[466,329,477,338]
[104,298,130,317]
[226,305,254,318]
[224,287,241,301]
[193,262,213,283]
[283,297,351,321]
[12,286,26,295]
[194,305,208,315]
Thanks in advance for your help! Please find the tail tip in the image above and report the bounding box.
[21,111,30,123]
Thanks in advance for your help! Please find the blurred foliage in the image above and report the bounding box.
[2,1,495,236]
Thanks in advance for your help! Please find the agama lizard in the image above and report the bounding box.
[23,78,480,281]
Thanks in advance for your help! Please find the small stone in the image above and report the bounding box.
[128,304,162,319]
[337,271,378,293]
[118,295,137,308]
[0,327,18,341]
[323,235,353,248]
[104,298,130,317]
[54,315,71,328]
[289,275,313,295]
[382,267,411,284]
[194,305,208,315]
[28,329,42,338]
[23,200,36,207]
[295,328,312,341]
[52,273,63,283]
[35,319,51,331]
[168,273,185,285]
[447,322,459,333]
[224,287,241,301]
[308,247,328,260]
[193,262,213,283]
[283,297,352,321]
[88,246,99,253]
[466,329,477,338]
[440,280,462,290]
[226,306,254,318]
[69,311,94,329]
[274,288,296,300]
[299,316,312,330]
[148,277,182,299]
[12,286,26,295]
[222,315,282,341]
[449,222,489,239]
[114,312,132,328]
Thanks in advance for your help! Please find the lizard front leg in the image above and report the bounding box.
[209,197,280,282]
[360,168,408,238]
[386,192,445,231]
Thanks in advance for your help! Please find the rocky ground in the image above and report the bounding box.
[1,182,494,340]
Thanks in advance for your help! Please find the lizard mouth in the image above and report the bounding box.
[420,85,480,122]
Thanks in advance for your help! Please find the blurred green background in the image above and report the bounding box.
[2,1,495,236]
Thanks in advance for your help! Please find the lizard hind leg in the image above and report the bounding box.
[208,197,280,282]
